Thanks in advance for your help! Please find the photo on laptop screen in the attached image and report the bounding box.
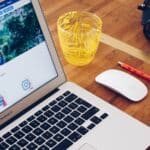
[0,2,44,65]
[0,0,57,113]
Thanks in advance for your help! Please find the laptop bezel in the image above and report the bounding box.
[0,0,66,127]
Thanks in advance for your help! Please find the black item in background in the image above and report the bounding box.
[138,0,150,40]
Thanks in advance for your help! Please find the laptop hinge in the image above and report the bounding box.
[0,88,59,130]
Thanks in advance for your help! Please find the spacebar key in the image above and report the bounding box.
[81,107,99,120]
[52,139,73,150]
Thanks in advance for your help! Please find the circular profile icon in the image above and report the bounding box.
[22,79,32,91]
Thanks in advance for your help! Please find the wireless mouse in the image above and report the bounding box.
[95,69,148,102]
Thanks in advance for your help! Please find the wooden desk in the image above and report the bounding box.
[40,0,150,126]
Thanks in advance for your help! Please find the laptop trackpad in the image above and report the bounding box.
[78,143,97,150]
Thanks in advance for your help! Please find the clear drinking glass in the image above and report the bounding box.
[57,11,102,66]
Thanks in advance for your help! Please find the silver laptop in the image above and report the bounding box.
[0,0,150,150]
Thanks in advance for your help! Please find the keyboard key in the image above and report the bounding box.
[63,91,71,96]
[81,107,99,120]
[64,116,74,123]
[51,105,61,112]
[75,98,92,108]
[40,122,51,130]
[70,111,80,118]
[56,96,64,101]
[77,105,87,113]
[49,126,60,134]
[39,145,49,150]
[49,100,57,106]
[52,139,72,150]
[91,116,102,124]
[19,121,28,127]
[42,105,50,111]
[42,131,53,140]
[53,133,64,142]
[61,128,71,136]
[34,137,45,145]
[55,112,65,119]
[37,115,47,122]
[68,131,82,142]
[68,103,78,109]
[11,126,20,133]
[6,136,17,145]
[101,113,109,119]
[29,120,40,128]
[34,110,43,116]
[17,139,28,147]
[64,94,77,103]
[27,115,35,122]
[48,117,58,125]
[3,132,11,139]
[56,121,67,128]
[46,139,57,148]
[33,128,43,136]
[27,142,37,150]
[38,145,49,150]
[0,137,3,142]
[9,144,20,150]
[68,123,78,131]
[58,101,67,107]
[0,142,9,149]
[25,133,36,141]
[22,125,32,133]
[87,123,95,130]
[75,118,85,125]
[77,126,88,135]
[14,131,25,139]
[44,110,54,118]
[62,107,71,114]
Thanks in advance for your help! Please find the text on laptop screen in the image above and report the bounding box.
[0,0,57,113]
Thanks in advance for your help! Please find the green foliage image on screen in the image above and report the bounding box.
[0,3,44,65]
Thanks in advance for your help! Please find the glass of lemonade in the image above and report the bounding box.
[57,11,102,66]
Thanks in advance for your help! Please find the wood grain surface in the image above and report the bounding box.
[39,0,150,126]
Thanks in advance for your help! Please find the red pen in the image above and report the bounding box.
[118,61,150,81]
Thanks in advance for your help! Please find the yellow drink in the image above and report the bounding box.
[57,11,102,66]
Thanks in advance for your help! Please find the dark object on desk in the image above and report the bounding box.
[138,0,150,40]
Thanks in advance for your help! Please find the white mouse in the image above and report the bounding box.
[95,69,148,102]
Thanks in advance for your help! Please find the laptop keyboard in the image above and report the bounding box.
[0,91,109,150]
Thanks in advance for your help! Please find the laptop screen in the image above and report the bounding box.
[0,0,57,113]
